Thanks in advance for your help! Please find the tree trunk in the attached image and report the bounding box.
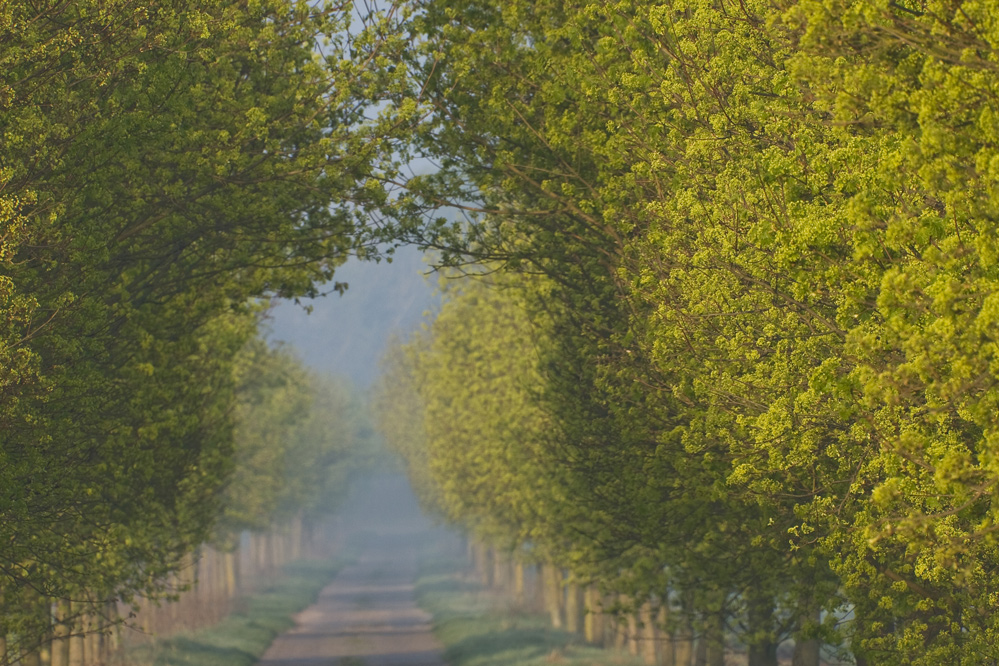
[584,586,603,644]
[493,550,509,592]
[747,594,778,666]
[615,615,627,651]
[291,514,303,561]
[674,616,694,666]
[694,633,707,666]
[614,594,630,651]
[51,599,71,666]
[792,608,821,666]
[21,648,42,666]
[85,613,99,666]
[628,611,640,656]
[542,563,563,629]
[640,601,658,665]
[704,608,725,666]
[566,583,584,635]
[224,550,238,600]
[105,602,120,654]
[513,561,526,607]
[68,606,84,666]
[482,546,494,588]
[656,605,675,666]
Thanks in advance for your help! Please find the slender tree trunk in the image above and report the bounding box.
[51,599,71,666]
[291,514,303,561]
[269,529,279,573]
[657,605,675,666]
[105,602,119,655]
[705,607,725,666]
[584,586,602,644]
[68,602,84,666]
[224,550,238,600]
[197,550,208,625]
[747,594,778,666]
[493,550,509,592]
[614,594,630,651]
[694,633,707,666]
[471,542,487,585]
[482,546,494,588]
[85,612,99,666]
[542,563,564,629]
[255,532,268,578]
[599,594,614,648]
[792,607,821,666]
[674,614,694,666]
[640,602,657,665]
[513,561,526,607]
[628,611,640,656]
[566,583,584,635]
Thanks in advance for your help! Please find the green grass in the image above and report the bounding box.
[120,559,345,666]
[415,564,642,666]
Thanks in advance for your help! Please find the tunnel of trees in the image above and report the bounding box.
[4,0,999,664]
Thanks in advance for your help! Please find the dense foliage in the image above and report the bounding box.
[377,0,999,664]
[0,0,401,660]
[7,0,999,663]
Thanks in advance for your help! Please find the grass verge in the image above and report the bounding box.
[415,563,641,666]
[120,559,344,666]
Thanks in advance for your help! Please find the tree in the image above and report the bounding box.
[0,0,410,658]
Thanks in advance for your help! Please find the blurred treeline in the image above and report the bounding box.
[374,0,999,664]
[0,1,404,663]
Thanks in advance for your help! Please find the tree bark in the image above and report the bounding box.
[224,550,239,600]
[704,608,725,666]
[614,594,630,651]
[68,602,84,666]
[566,583,584,635]
[542,563,564,629]
[747,594,778,666]
[51,599,71,666]
[493,550,509,592]
[674,616,694,666]
[792,607,821,666]
[628,611,640,656]
[640,601,658,665]
[656,605,675,666]
[513,561,526,607]
[584,586,602,644]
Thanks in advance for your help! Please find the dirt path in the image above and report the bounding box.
[257,474,451,666]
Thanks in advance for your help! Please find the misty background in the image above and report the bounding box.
[264,245,439,389]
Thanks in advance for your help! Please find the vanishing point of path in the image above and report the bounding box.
[258,473,455,666]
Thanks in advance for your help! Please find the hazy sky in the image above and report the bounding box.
[265,245,439,389]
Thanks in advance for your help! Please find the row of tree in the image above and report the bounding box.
[375,0,999,663]
[0,1,399,663]
[8,336,372,666]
